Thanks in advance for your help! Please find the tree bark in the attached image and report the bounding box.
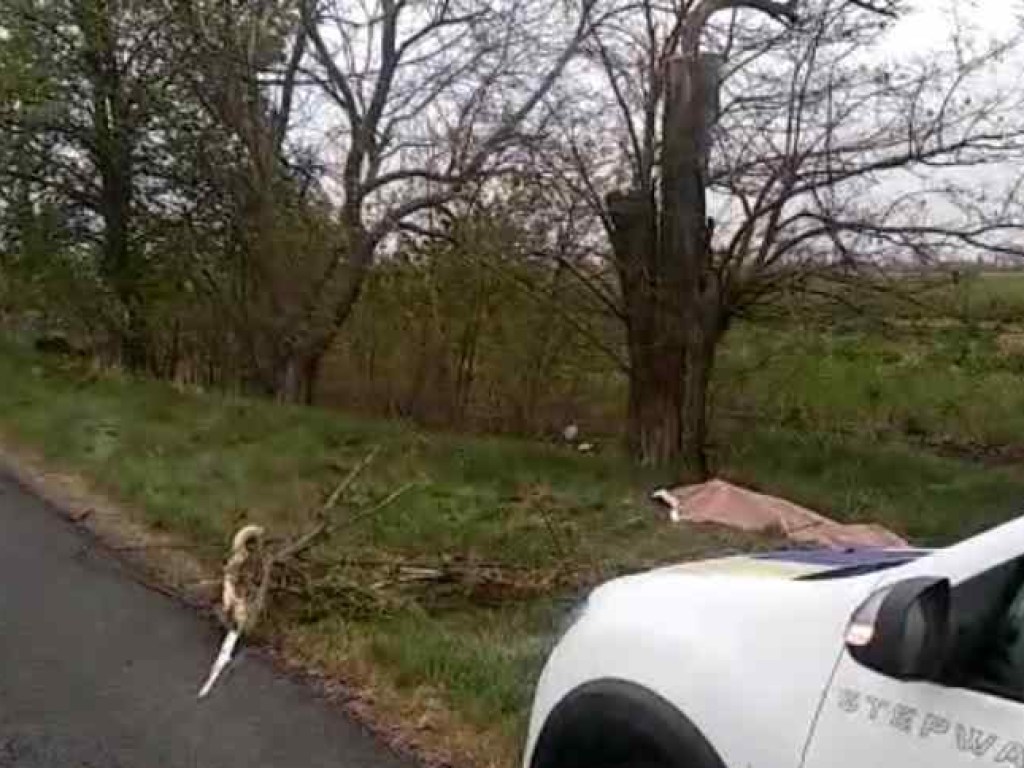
[611,54,718,469]
[103,142,147,371]
[607,188,689,466]
[657,54,718,473]
[83,0,145,371]
[626,328,686,465]
[681,297,728,479]
[273,347,324,405]
[302,350,324,405]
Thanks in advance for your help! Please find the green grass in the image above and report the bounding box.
[951,271,1024,322]
[724,429,1024,545]
[0,342,757,759]
[365,604,559,731]
[716,320,1024,449]
[774,270,1024,324]
[5,337,1024,764]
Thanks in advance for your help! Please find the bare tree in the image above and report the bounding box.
[2,0,601,401]
[266,0,602,401]
[165,0,338,399]
[542,0,1024,471]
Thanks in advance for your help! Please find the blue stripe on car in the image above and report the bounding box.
[753,548,927,569]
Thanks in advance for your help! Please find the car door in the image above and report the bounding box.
[803,545,1024,768]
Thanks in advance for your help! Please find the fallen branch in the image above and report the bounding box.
[357,560,590,605]
[335,481,417,532]
[199,447,405,699]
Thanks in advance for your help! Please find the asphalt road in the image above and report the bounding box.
[0,472,412,768]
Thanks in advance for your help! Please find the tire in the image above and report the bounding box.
[530,680,727,768]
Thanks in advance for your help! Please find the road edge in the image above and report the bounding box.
[0,436,466,768]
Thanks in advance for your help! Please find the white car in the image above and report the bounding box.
[522,514,1024,768]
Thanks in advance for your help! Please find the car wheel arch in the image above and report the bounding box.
[528,678,728,768]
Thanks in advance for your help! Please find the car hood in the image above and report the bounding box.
[655,546,929,581]
[534,545,928,768]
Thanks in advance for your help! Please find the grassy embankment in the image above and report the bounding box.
[5,272,1024,766]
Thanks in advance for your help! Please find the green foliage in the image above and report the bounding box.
[320,265,1024,461]
[326,246,621,435]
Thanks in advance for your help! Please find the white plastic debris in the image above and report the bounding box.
[650,488,682,523]
[197,524,265,700]
[198,628,239,699]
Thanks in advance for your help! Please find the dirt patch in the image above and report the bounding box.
[997,331,1024,357]
[0,436,513,768]
[922,437,1024,468]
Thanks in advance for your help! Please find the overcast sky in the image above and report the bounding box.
[888,0,1019,52]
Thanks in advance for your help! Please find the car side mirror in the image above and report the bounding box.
[845,576,951,681]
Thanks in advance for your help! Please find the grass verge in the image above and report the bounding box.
[3,341,1024,766]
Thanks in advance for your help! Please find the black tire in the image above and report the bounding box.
[529,680,727,768]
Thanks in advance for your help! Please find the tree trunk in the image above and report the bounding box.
[274,348,322,405]
[302,349,323,405]
[626,328,685,465]
[279,234,374,407]
[607,188,689,466]
[610,54,718,468]
[275,356,301,404]
[648,54,717,471]
[681,307,724,479]
[272,342,323,405]
[85,0,144,372]
[120,297,148,372]
[98,130,144,370]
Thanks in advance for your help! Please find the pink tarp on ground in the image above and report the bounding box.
[653,479,910,550]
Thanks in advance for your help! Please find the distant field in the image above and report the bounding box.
[711,270,1024,452]
[956,271,1024,319]
[715,318,1024,451]
[817,268,1024,322]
